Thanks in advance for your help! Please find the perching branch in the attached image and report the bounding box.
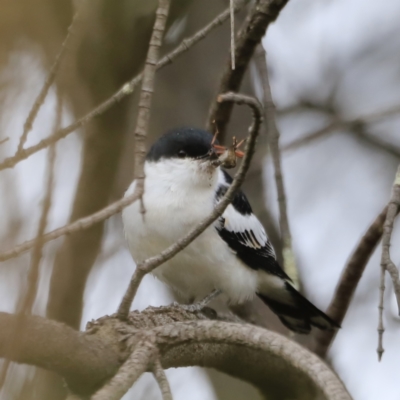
[314,207,389,358]
[377,165,400,360]
[0,309,351,400]
[0,1,246,172]
[254,44,299,287]
[117,92,263,320]
[16,10,79,153]
[207,0,290,138]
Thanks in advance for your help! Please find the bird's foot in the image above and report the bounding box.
[173,290,222,313]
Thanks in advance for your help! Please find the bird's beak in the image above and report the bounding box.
[207,147,219,161]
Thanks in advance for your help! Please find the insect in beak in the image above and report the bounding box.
[210,126,246,168]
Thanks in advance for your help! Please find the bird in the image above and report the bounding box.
[122,127,339,334]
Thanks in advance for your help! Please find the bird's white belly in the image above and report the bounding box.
[122,180,257,304]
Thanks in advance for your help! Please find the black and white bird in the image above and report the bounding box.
[122,127,339,334]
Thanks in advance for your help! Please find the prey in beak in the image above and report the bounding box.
[209,130,246,169]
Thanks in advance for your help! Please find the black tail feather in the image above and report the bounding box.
[258,283,340,334]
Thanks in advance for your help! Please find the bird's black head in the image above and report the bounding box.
[146,127,217,162]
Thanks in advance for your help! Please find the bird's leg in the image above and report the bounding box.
[174,290,222,312]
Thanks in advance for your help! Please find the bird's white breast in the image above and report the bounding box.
[122,159,257,304]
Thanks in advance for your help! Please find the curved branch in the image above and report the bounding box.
[0,308,351,400]
[117,92,263,318]
[207,0,290,137]
[156,321,351,400]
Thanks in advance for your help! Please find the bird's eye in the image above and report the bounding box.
[178,150,187,158]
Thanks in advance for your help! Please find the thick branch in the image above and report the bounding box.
[0,309,351,400]
[0,312,121,395]
[207,0,290,137]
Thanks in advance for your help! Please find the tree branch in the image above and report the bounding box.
[0,312,121,396]
[0,95,61,389]
[16,10,79,153]
[377,164,400,360]
[254,44,299,287]
[207,0,290,138]
[0,1,246,172]
[0,308,352,400]
[117,92,263,319]
[283,104,400,157]
[0,190,141,262]
[230,0,235,70]
[152,359,173,400]
[92,336,158,400]
[314,207,389,358]
[132,0,171,214]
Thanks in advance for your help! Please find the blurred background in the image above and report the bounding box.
[0,0,400,399]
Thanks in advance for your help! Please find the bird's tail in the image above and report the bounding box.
[257,282,340,334]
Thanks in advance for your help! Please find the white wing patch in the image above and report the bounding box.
[215,169,276,258]
[221,204,276,257]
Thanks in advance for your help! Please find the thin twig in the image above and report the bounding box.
[254,45,299,287]
[230,0,235,70]
[92,337,158,400]
[0,96,60,390]
[314,207,389,358]
[377,259,386,361]
[0,191,141,262]
[133,0,171,213]
[0,2,246,172]
[207,0,290,138]
[283,104,400,155]
[21,102,60,314]
[16,11,79,153]
[378,164,400,360]
[152,359,173,400]
[117,92,262,320]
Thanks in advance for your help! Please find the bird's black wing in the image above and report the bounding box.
[215,171,340,334]
[215,170,291,281]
